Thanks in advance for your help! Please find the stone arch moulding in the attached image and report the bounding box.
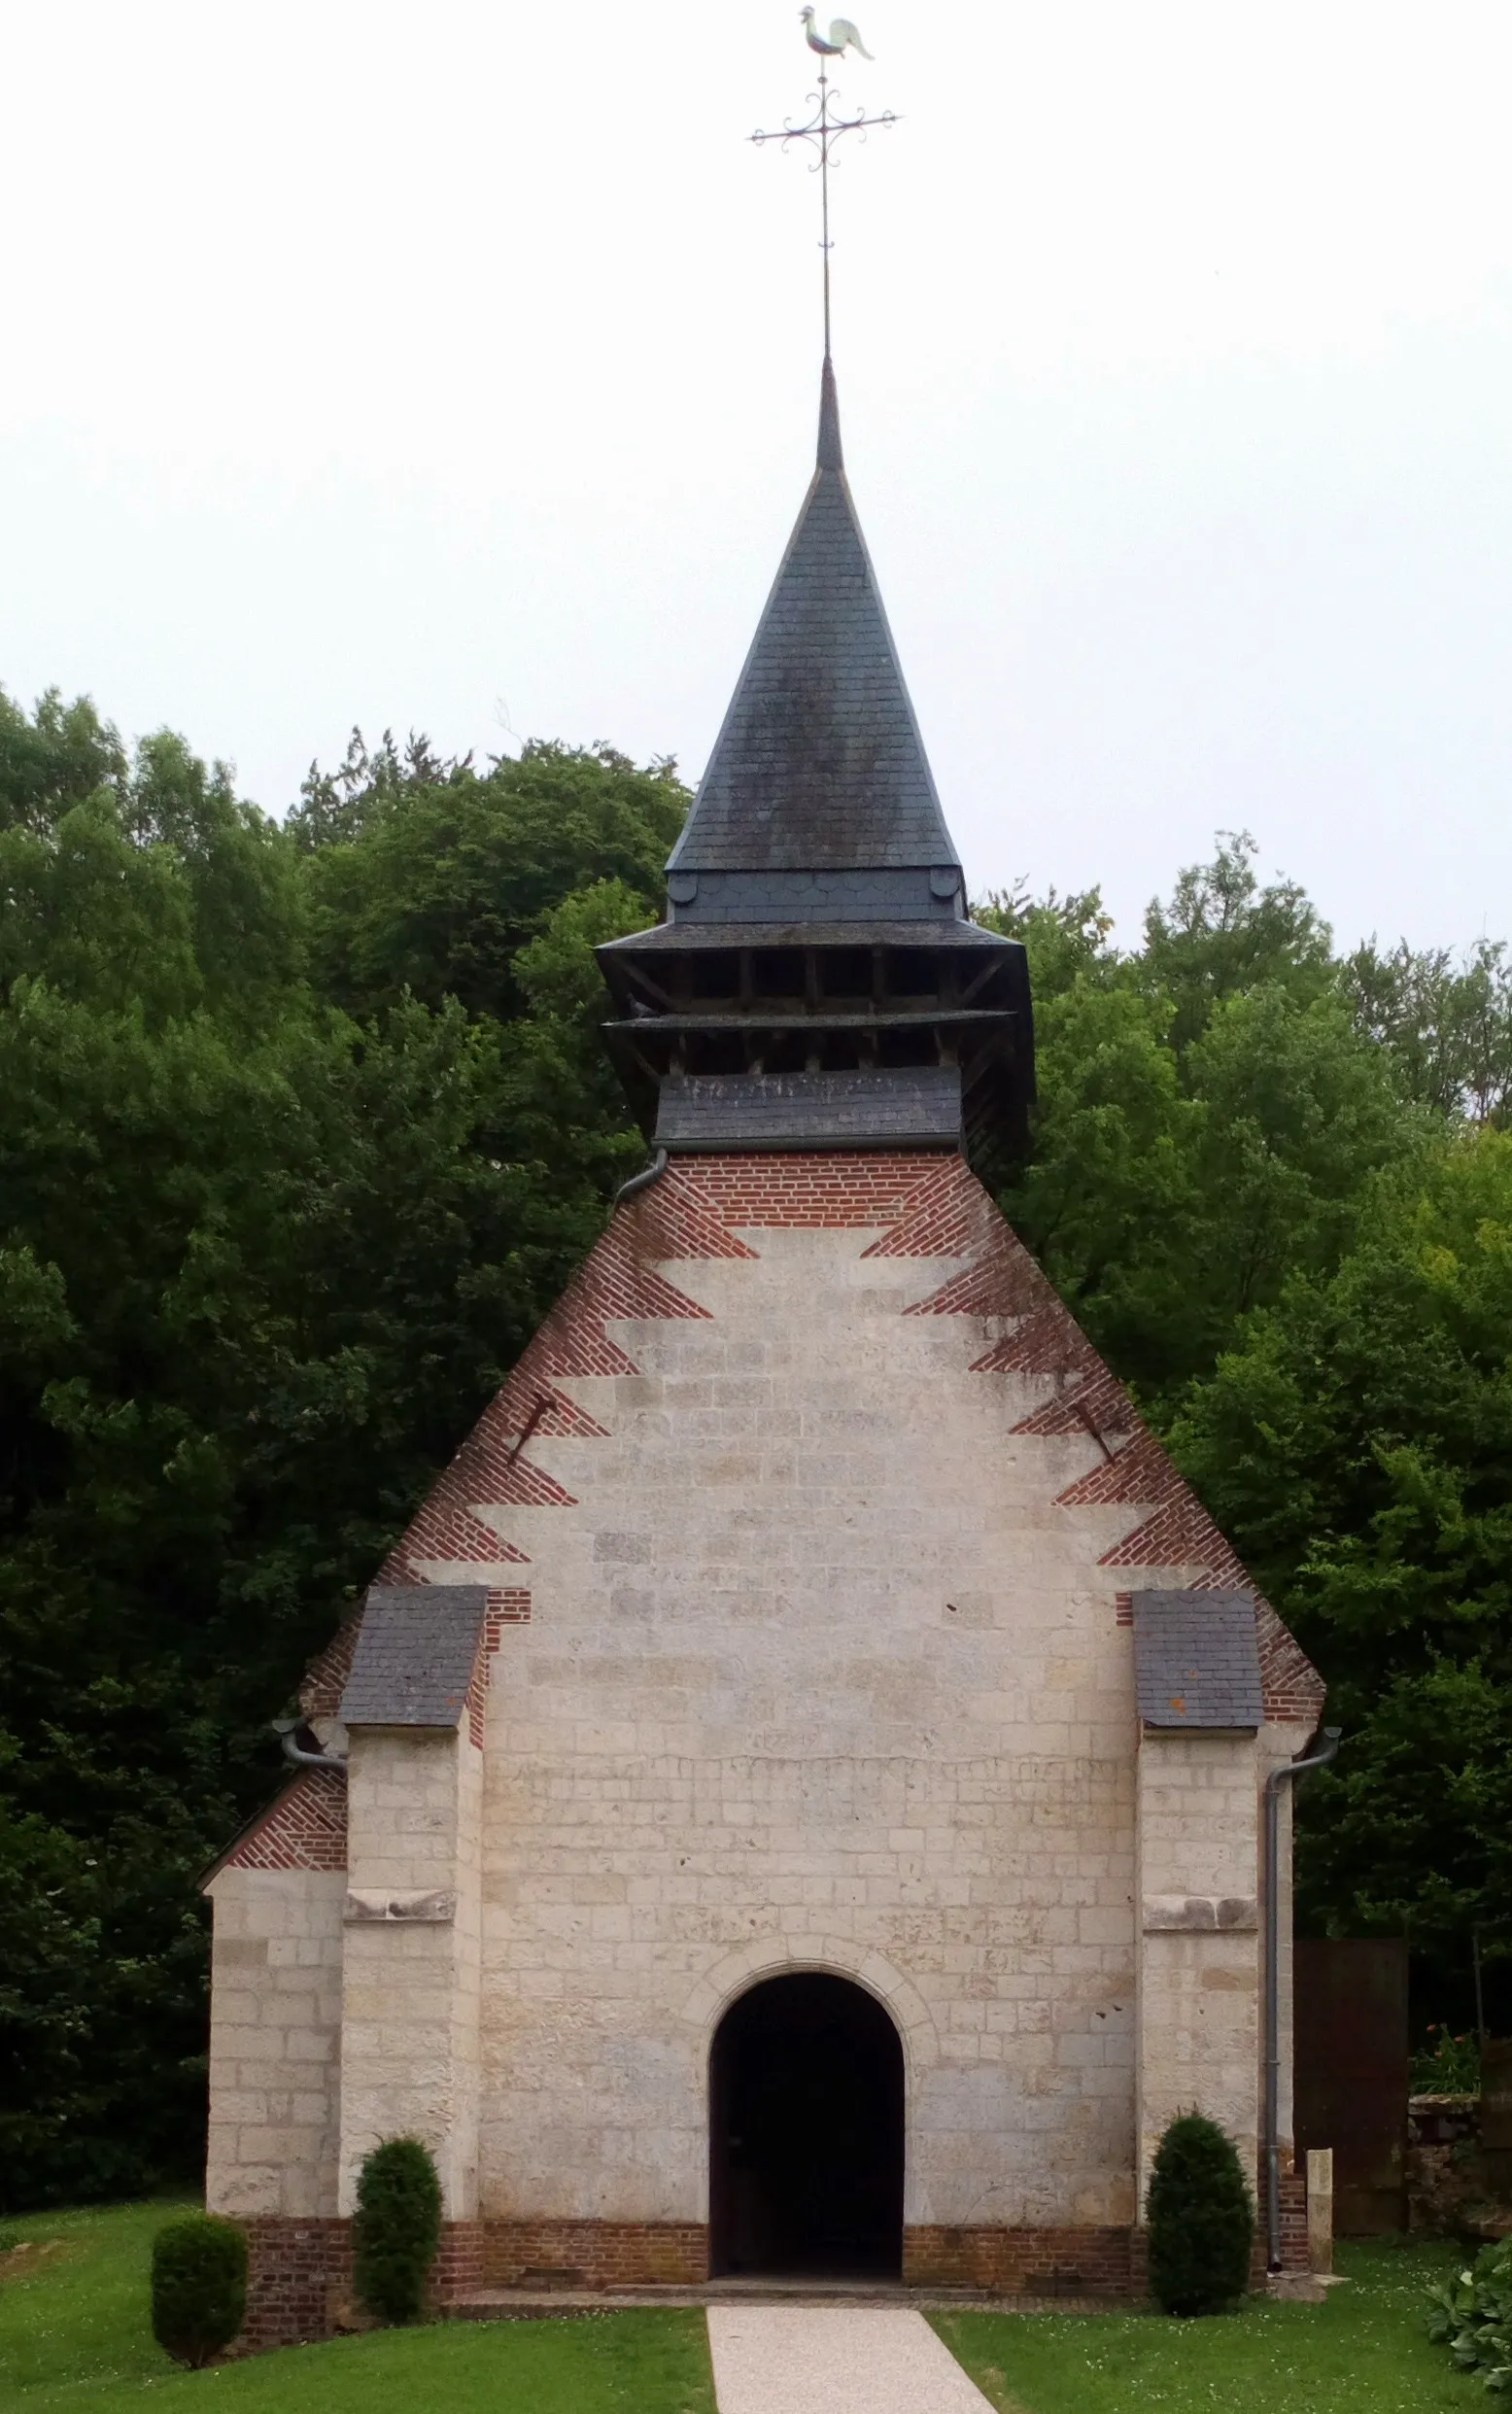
[679,1937,941,2078]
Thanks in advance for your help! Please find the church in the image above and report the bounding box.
[203,356,1326,2346]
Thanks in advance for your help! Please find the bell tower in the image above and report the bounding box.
[597,361,1034,1163]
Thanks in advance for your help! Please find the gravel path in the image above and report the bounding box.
[705,2304,999,2414]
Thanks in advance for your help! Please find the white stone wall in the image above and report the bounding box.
[1135,1732,1260,2198]
[204,1868,345,2217]
[205,1192,1316,2241]
[464,1225,1152,2230]
[337,1728,484,2218]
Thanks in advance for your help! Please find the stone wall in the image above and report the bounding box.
[207,1152,1323,2256]
[1135,1732,1261,2198]
[338,1724,484,2219]
[204,1868,346,2218]
[394,1155,1318,2236]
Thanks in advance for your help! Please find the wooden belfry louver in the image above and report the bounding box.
[201,348,1325,2344]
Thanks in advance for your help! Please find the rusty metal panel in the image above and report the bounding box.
[1482,2039,1512,2196]
[1294,1939,1408,2235]
[1483,2040,1512,2152]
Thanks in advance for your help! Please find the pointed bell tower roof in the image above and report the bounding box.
[667,361,961,915]
[597,358,1034,1161]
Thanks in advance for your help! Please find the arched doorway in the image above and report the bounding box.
[708,1972,905,2278]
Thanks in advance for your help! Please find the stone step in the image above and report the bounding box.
[444,2280,1127,2320]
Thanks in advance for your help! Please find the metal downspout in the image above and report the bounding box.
[273,1716,348,1776]
[1263,1725,1342,2270]
[613,1147,670,1206]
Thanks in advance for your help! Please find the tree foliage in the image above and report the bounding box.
[0,692,687,2208]
[1170,1130,1512,1992]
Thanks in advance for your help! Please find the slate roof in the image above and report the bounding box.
[1131,1590,1264,1731]
[653,1067,963,1151]
[669,359,961,879]
[339,1584,490,1729]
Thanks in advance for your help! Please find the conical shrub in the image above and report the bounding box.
[1146,2112,1254,2315]
[151,2214,247,2366]
[353,2137,442,2325]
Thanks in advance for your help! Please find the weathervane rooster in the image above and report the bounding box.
[754,12,893,356]
[799,8,874,59]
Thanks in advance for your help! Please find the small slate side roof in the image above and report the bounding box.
[1131,1590,1264,1731]
[654,1066,962,1151]
[669,359,960,879]
[339,1584,489,1729]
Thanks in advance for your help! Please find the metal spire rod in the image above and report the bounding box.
[751,34,896,361]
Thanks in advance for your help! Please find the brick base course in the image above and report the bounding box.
[905,2224,1134,2296]
[435,2219,487,2298]
[233,2186,1310,2349]
[1278,2168,1309,2274]
[236,2217,483,2351]
[239,2217,351,2351]
[484,2219,709,2290]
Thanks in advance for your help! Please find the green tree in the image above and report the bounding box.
[0,690,687,2207]
[992,846,1407,1403]
[1139,828,1334,1053]
[299,737,686,1024]
[1170,1127,1512,2009]
[1346,936,1512,1125]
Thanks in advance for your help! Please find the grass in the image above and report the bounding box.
[933,2240,1481,2414]
[0,2201,1482,2414]
[0,2199,717,2414]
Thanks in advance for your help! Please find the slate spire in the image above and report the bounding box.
[816,351,843,472]
[667,358,961,916]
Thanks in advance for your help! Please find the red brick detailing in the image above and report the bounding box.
[463,1590,532,1749]
[1257,1613,1324,1725]
[234,2219,486,2351]
[1116,1591,1135,1626]
[1280,2168,1310,2274]
[434,2219,487,2300]
[861,1156,986,1260]
[465,1641,488,1753]
[237,2216,350,2350]
[222,1767,348,1873]
[376,1217,718,1592]
[464,1589,535,1748]
[849,1155,1327,1728]
[483,2219,709,2290]
[628,1163,761,1259]
[488,1587,533,1631]
[670,1152,954,1230]
[287,1144,1320,1776]
[383,1496,529,1578]
[1244,2171,1310,2282]
[301,1617,361,1719]
[904,2224,1135,2297]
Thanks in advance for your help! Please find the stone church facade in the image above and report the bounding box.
[203,362,1325,2343]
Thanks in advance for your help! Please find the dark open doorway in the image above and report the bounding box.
[708,1972,905,2278]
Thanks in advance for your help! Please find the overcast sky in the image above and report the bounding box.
[4,1,1511,948]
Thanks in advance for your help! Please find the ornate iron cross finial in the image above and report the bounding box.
[751,25,898,361]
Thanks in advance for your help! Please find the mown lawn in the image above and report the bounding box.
[0,2200,1480,2414]
[0,2199,717,2413]
[934,2241,1478,2414]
